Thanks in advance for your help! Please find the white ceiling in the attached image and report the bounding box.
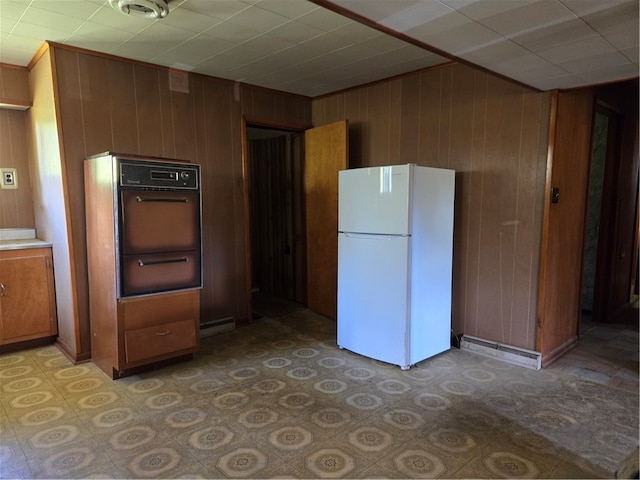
[0,0,637,97]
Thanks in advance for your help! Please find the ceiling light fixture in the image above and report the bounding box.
[109,0,169,19]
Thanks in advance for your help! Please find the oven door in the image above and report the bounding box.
[121,250,201,297]
[120,190,200,254]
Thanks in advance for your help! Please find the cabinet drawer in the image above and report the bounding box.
[124,319,196,364]
[121,289,199,331]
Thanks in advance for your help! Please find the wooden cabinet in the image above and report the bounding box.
[84,155,201,379]
[0,247,57,345]
[90,289,200,379]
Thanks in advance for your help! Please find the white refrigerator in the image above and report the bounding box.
[337,164,455,369]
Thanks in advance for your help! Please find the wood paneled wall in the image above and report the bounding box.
[0,109,34,229]
[313,64,552,350]
[0,63,30,106]
[27,49,81,358]
[0,64,34,229]
[31,44,311,359]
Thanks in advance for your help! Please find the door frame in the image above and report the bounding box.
[240,116,308,322]
[537,81,639,365]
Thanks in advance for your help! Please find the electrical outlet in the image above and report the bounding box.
[1,168,18,189]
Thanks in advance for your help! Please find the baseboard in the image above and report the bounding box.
[200,317,235,338]
[460,335,541,370]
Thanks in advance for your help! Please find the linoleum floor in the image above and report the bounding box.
[1,304,638,478]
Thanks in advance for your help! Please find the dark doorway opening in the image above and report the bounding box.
[580,81,639,331]
[246,126,306,320]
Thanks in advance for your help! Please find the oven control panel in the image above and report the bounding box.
[119,160,199,190]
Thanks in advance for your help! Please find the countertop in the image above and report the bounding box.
[0,228,52,251]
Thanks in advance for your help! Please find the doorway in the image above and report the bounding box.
[580,108,612,332]
[580,89,639,329]
[245,125,306,319]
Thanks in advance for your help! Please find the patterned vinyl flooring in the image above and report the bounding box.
[1,305,638,479]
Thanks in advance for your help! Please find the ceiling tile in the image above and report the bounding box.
[559,0,631,16]
[151,36,235,68]
[459,39,530,64]
[558,51,632,74]
[330,21,382,42]
[18,5,86,33]
[137,22,199,44]
[578,61,639,84]
[254,0,320,19]
[88,5,161,34]
[536,36,616,64]
[424,19,504,55]
[227,4,291,31]
[378,0,454,32]
[201,19,261,43]
[458,0,575,35]
[181,0,252,21]
[0,0,635,96]
[268,20,324,43]
[511,16,597,52]
[328,0,424,22]
[11,21,72,43]
[295,7,352,30]
[620,45,639,65]
[0,1,31,21]
[441,0,531,19]
[68,21,135,44]
[159,6,224,33]
[533,74,588,90]
[111,37,183,62]
[29,1,103,21]
[404,9,470,39]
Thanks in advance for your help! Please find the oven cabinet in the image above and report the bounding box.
[89,288,200,379]
[120,290,199,367]
[0,247,58,346]
[85,154,201,379]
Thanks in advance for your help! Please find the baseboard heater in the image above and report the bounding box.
[200,317,235,338]
[460,335,541,370]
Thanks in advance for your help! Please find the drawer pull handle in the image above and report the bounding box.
[136,196,188,203]
[156,330,171,336]
[138,257,189,267]
[0,283,5,296]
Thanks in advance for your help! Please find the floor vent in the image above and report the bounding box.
[460,335,541,370]
[200,317,235,338]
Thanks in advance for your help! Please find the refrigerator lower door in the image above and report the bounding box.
[337,233,410,368]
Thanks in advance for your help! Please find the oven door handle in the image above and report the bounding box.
[138,257,189,267]
[136,196,189,203]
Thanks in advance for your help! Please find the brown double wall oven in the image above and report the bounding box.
[118,160,201,297]
[84,153,202,379]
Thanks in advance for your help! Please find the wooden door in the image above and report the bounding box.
[537,90,594,366]
[304,120,348,320]
[0,248,57,344]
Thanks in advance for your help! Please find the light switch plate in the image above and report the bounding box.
[1,168,18,189]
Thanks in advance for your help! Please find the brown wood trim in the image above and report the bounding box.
[27,42,50,70]
[0,336,56,354]
[309,0,541,93]
[241,116,253,322]
[540,335,578,367]
[536,89,559,355]
[0,63,29,71]
[54,337,92,363]
[244,116,310,132]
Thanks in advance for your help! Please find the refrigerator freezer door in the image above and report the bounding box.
[337,233,410,368]
[339,165,411,235]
